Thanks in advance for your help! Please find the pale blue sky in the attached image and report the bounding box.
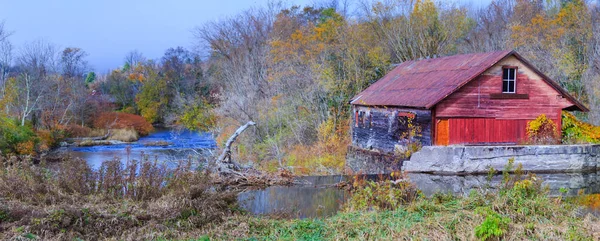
[0,0,489,72]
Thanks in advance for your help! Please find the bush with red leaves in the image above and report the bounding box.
[93,112,154,136]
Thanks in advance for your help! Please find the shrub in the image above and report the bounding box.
[283,117,350,175]
[562,111,600,144]
[346,175,419,211]
[93,112,154,136]
[526,114,559,144]
[396,116,422,158]
[0,117,38,155]
[179,100,217,132]
[36,127,67,150]
[474,208,510,241]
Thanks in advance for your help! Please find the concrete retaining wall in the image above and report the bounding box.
[403,145,600,174]
[346,146,405,174]
[408,172,600,197]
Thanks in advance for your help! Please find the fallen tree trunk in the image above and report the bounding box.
[215,121,255,176]
[211,121,301,187]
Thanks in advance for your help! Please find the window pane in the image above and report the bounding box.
[509,81,515,93]
[510,69,515,80]
[503,80,509,92]
[503,68,509,79]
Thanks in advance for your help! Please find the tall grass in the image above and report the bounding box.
[108,128,140,142]
[202,163,597,240]
[0,157,237,240]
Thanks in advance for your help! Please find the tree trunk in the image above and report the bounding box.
[215,121,255,175]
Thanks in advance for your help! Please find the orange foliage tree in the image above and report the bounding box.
[93,112,154,136]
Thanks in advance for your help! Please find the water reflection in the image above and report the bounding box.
[238,176,350,219]
[239,172,600,218]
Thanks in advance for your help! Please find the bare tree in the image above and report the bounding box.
[14,40,58,126]
[60,47,90,79]
[358,0,471,62]
[0,21,13,110]
[0,21,11,43]
[194,6,279,131]
[584,4,600,124]
[124,50,146,68]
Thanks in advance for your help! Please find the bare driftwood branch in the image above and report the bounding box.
[215,121,256,176]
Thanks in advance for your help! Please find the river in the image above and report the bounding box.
[64,129,600,218]
[68,128,217,169]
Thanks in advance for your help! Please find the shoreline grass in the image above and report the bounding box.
[201,165,600,240]
[1,157,599,240]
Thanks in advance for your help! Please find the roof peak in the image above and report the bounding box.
[350,50,586,112]
[406,50,513,63]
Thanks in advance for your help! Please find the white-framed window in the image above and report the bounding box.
[502,67,516,93]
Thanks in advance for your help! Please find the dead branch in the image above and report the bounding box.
[215,121,255,176]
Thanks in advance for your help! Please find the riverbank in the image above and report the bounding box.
[203,173,600,240]
[1,156,599,240]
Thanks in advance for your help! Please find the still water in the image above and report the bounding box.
[238,172,600,218]
[64,129,600,218]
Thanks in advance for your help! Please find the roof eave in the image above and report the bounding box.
[511,51,589,112]
[351,103,429,110]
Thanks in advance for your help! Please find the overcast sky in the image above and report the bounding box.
[0,0,490,73]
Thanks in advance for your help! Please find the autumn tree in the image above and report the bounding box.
[135,61,169,123]
[359,0,472,62]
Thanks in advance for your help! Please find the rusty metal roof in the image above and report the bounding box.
[350,50,587,112]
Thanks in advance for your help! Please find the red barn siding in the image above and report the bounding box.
[444,118,561,145]
[435,67,573,120]
[433,56,571,145]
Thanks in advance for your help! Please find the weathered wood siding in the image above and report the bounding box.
[435,55,573,120]
[351,106,432,153]
[434,55,572,144]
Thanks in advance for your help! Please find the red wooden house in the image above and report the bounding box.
[350,50,587,153]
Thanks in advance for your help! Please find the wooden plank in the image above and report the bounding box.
[489,93,529,99]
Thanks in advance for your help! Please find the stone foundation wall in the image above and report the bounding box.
[408,172,600,197]
[403,145,600,174]
[345,146,405,174]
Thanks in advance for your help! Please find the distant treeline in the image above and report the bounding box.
[0,0,599,173]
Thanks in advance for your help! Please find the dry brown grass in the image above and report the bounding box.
[76,140,113,146]
[143,141,172,146]
[0,157,238,240]
[108,128,139,142]
[88,128,108,137]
